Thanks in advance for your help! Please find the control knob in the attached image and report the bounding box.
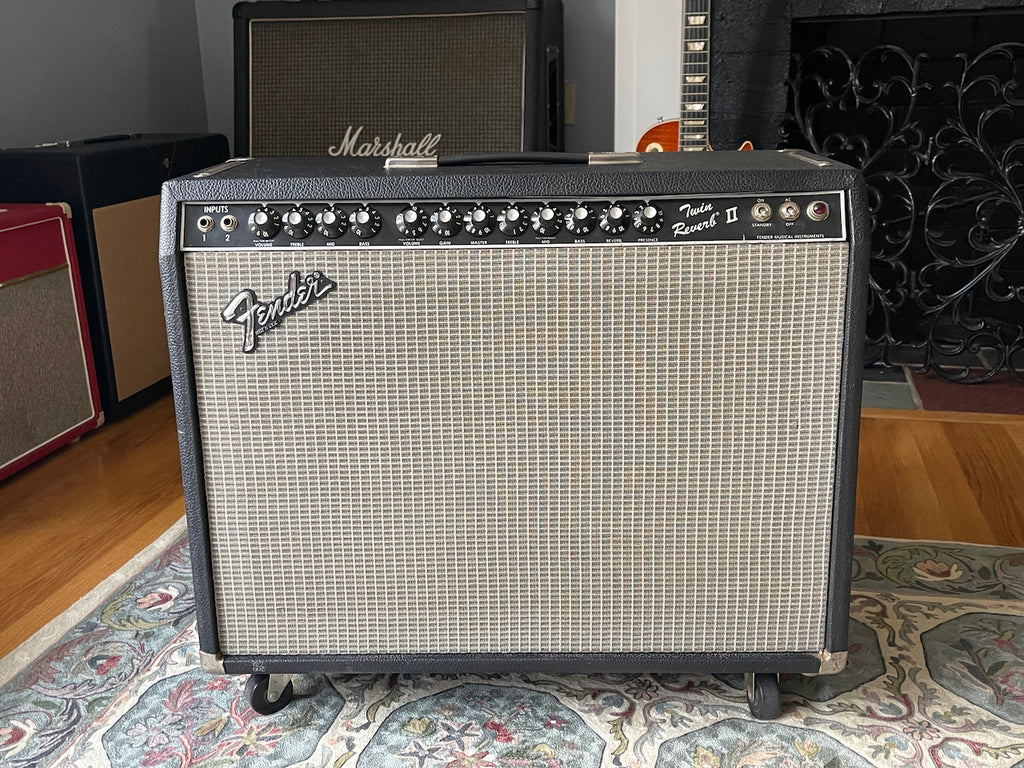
[397,205,429,237]
[531,204,562,237]
[431,204,462,237]
[282,205,315,239]
[248,205,282,239]
[565,203,597,236]
[599,202,630,235]
[316,204,348,239]
[498,204,529,237]
[632,202,664,234]
[464,204,497,237]
[349,206,382,239]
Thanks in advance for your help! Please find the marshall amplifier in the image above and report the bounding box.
[0,133,230,420]
[234,0,564,157]
[160,150,868,719]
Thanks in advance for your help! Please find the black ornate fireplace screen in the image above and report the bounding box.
[780,13,1024,381]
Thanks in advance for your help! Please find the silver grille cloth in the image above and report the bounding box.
[1,268,94,464]
[185,242,850,656]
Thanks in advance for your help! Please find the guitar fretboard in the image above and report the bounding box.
[679,0,710,151]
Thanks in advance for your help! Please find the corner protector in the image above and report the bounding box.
[200,651,226,674]
[47,201,73,218]
[817,649,848,675]
[193,159,249,178]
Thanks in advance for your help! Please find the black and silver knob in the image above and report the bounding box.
[349,205,382,239]
[396,205,429,237]
[316,204,348,239]
[431,204,462,237]
[248,205,281,239]
[531,204,562,237]
[632,202,664,234]
[498,204,529,236]
[282,205,315,239]
[464,204,496,237]
[565,203,597,236]
[599,202,630,235]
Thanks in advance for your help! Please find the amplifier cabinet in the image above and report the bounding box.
[1,203,102,482]
[234,0,564,157]
[0,134,230,420]
[160,150,868,717]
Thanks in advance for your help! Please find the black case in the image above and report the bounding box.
[234,0,564,156]
[0,133,229,420]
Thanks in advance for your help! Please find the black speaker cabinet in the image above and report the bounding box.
[160,150,868,719]
[0,134,229,420]
[234,0,564,157]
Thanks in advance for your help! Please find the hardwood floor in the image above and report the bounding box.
[1,396,1022,658]
[856,409,1024,546]
[0,398,184,659]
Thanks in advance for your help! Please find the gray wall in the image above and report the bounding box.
[0,0,208,148]
[1,0,613,153]
[194,0,237,155]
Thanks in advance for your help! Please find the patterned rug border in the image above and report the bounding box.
[4,528,1024,767]
[0,517,187,688]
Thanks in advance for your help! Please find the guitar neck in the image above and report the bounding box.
[679,0,711,151]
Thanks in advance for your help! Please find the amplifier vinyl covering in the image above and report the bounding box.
[160,151,869,680]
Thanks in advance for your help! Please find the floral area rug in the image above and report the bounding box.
[2,530,1024,768]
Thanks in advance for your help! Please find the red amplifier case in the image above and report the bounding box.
[0,203,103,482]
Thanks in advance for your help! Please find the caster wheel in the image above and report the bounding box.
[745,673,781,720]
[245,674,293,715]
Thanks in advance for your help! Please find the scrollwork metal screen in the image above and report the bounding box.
[185,242,850,658]
[781,11,1024,381]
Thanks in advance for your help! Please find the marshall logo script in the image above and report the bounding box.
[328,126,442,157]
[221,270,336,353]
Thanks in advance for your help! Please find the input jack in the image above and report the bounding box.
[197,215,215,233]
[220,214,239,232]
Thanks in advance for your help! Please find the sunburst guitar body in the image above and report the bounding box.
[637,120,682,153]
[638,120,753,152]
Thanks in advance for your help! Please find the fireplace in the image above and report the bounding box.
[712,1,1024,381]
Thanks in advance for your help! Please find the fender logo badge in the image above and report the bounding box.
[221,270,336,353]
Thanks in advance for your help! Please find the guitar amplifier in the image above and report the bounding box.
[234,0,564,157]
[0,133,230,420]
[1,203,102,482]
[160,150,868,719]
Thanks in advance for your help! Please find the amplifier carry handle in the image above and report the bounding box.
[385,152,642,170]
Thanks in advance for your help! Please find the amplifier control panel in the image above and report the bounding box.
[181,192,846,250]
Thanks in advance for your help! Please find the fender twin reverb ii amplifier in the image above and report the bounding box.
[160,150,868,719]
